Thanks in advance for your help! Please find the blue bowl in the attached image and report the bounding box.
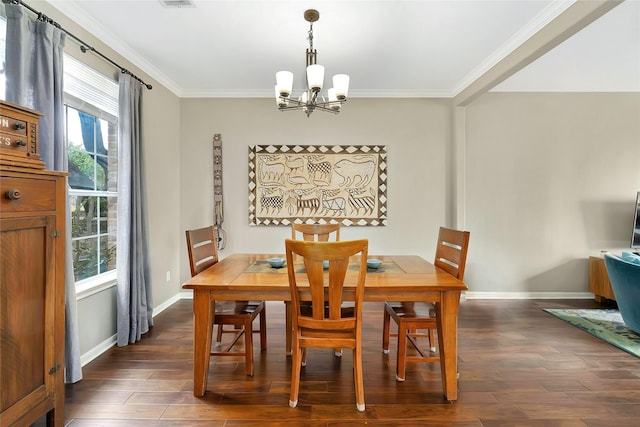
[267,257,285,268]
[367,258,382,269]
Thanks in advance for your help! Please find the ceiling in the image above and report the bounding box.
[45,0,640,98]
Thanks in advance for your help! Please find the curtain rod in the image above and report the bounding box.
[6,0,153,89]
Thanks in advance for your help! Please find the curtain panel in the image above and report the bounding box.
[4,4,82,383]
[116,73,153,346]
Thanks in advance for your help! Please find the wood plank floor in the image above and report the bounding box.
[63,298,640,426]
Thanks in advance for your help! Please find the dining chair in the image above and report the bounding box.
[185,225,267,376]
[285,238,369,412]
[382,226,470,381]
[286,223,343,356]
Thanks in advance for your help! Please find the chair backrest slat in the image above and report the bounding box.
[433,226,470,280]
[185,226,219,276]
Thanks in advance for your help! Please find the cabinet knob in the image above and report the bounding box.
[14,123,26,130]
[5,189,21,200]
[15,140,27,147]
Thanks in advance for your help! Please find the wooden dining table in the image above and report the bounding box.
[182,253,468,401]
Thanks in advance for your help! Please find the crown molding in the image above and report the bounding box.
[180,88,455,99]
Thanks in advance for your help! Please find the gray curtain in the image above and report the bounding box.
[4,4,82,383]
[116,73,153,346]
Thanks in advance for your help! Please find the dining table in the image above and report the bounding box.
[182,253,468,401]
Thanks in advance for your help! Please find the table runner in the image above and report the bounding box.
[244,259,405,274]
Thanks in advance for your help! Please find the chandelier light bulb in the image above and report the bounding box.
[306,64,325,91]
[276,71,293,97]
[333,74,350,100]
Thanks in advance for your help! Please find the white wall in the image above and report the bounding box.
[178,94,640,297]
[463,92,640,295]
[178,98,452,285]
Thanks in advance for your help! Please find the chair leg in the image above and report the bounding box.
[289,342,302,408]
[396,321,407,382]
[259,305,267,350]
[382,308,391,354]
[285,302,292,356]
[216,324,223,343]
[244,317,254,377]
[353,347,365,412]
[428,328,436,353]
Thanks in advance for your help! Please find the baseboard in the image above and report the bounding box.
[154,293,184,313]
[80,334,117,367]
[463,291,595,300]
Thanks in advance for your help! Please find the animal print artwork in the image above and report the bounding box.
[249,145,387,226]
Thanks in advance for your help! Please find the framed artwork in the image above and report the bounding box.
[249,145,387,226]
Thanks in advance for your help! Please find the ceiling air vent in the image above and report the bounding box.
[159,0,196,8]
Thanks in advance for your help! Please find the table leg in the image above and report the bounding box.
[436,290,461,401]
[193,290,213,396]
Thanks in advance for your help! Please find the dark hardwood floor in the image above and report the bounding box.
[63,298,640,426]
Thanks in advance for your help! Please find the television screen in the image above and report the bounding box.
[632,191,640,249]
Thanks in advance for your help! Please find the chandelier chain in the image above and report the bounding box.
[308,22,314,52]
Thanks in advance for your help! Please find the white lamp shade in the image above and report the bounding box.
[276,71,293,97]
[306,64,324,91]
[333,74,350,100]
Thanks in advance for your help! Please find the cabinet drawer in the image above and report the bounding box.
[0,176,55,212]
[0,131,29,155]
[0,114,28,136]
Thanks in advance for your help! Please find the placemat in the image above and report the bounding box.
[245,260,405,274]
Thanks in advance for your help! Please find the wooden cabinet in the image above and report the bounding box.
[1,101,66,426]
[589,256,616,302]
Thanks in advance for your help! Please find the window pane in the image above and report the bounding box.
[70,195,99,237]
[98,196,109,232]
[73,237,98,281]
[95,154,108,190]
[66,106,85,151]
[100,238,117,273]
[99,118,111,155]
[68,150,97,190]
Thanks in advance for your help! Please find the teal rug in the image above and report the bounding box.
[543,308,640,358]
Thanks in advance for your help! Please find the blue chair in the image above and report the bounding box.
[604,253,640,333]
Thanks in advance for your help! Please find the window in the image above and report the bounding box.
[64,55,119,286]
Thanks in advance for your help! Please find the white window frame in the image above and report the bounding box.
[63,55,120,299]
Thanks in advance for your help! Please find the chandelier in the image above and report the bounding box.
[275,9,350,117]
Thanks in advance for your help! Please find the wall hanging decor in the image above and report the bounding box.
[249,145,387,226]
[212,134,226,249]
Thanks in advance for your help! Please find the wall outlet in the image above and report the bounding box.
[166,271,171,282]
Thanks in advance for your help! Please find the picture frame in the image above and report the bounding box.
[249,145,387,226]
